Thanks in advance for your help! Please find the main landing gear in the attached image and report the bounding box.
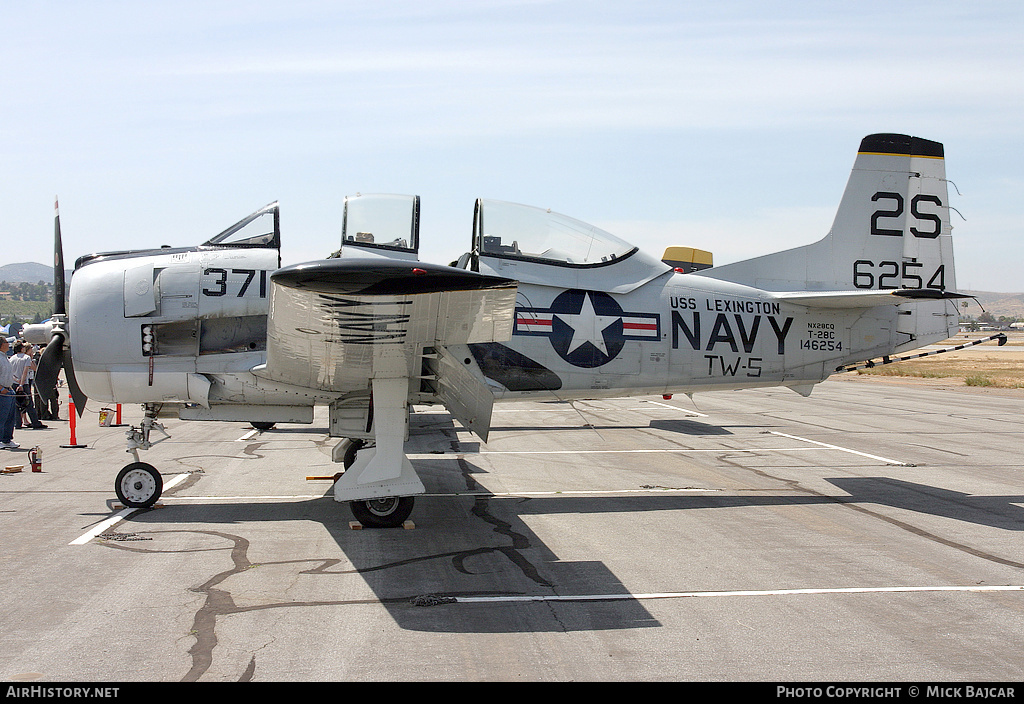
[329,377,425,528]
[339,439,415,528]
[349,496,416,528]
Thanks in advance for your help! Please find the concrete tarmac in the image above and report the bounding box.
[1,376,1022,682]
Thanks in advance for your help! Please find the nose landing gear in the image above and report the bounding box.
[115,461,163,508]
[115,404,171,509]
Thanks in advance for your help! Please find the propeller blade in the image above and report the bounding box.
[35,334,65,405]
[42,199,86,417]
[36,333,87,417]
[63,353,87,417]
[54,198,66,316]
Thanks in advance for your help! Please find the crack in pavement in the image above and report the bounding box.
[97,428,557,682]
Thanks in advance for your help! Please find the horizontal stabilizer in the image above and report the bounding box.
[772,289,972,309]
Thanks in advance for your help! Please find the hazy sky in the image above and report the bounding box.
[3,1,1023,291]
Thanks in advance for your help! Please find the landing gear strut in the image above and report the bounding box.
[349,496,415,528]
[117,404,171,508]
[332,377,425,528]
[340,438,415,528]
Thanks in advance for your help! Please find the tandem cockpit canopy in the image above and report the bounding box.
[327,194,670,290]
[75,201,282,270]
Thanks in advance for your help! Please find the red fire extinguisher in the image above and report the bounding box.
[29,446,42,472]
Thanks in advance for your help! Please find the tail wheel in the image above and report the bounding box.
[115,462,163,508]
[349,496,415,528]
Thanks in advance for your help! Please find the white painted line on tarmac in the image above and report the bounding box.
[414,431,906,466]
[162,473,190,491]
[453,584,1024,604]
[768,431,911,466]
[236,429,260,441]
[160,494,324,502]
[482,448,816,455]
[69,473,190,545]
[417,403,708,417]
[641,399,709,417]
[408,448,823,458]
[69,509,137,545]
[423,488,718,497]
[156,487,719,502]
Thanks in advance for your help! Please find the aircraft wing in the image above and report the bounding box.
[256,258,517,437]
[771,288,972,309]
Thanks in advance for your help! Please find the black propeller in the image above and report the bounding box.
[35,199,86,416]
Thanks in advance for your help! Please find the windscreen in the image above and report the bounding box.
[342,194,419,253]
[204,202,280,249]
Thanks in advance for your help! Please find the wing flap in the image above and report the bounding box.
[260,259,516,392]
[428,345,496,442]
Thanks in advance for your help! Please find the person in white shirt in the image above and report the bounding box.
[11,342,46,430]
[0,338,19,449]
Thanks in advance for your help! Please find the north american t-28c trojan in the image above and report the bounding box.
[26,134,986,527]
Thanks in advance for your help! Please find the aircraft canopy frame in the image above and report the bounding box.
[473,199,638,269]
[203,201,281,250]
[340,193,420,255]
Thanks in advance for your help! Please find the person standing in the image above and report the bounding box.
[0,338,19,449]
[11,342,46,430]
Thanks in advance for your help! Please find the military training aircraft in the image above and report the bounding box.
[23,133,983,527]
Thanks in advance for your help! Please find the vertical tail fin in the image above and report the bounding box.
[833,134,955,295]
[697,134,961,352]
[697,133,956,295]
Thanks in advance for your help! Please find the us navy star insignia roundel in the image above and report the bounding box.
[514,289,660,368]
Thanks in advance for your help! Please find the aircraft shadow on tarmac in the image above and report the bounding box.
[118,457,661,636]
[502,476,1024,533]
[113,457,1024,645]
[484,418,738,436]
[95,410,1022,653]
[826,477,1024,532]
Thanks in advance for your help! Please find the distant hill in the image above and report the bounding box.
[964,291,1024,319]
[0,262,54,284]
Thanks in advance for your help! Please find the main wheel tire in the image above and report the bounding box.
[251,422,276,431]
[115,462,163,508]
[349,496,415,528]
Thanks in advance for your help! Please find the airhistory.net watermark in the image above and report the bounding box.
[5,686,119,699]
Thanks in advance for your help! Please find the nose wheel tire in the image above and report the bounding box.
[349,496,415,528]
[115,462,163,508]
